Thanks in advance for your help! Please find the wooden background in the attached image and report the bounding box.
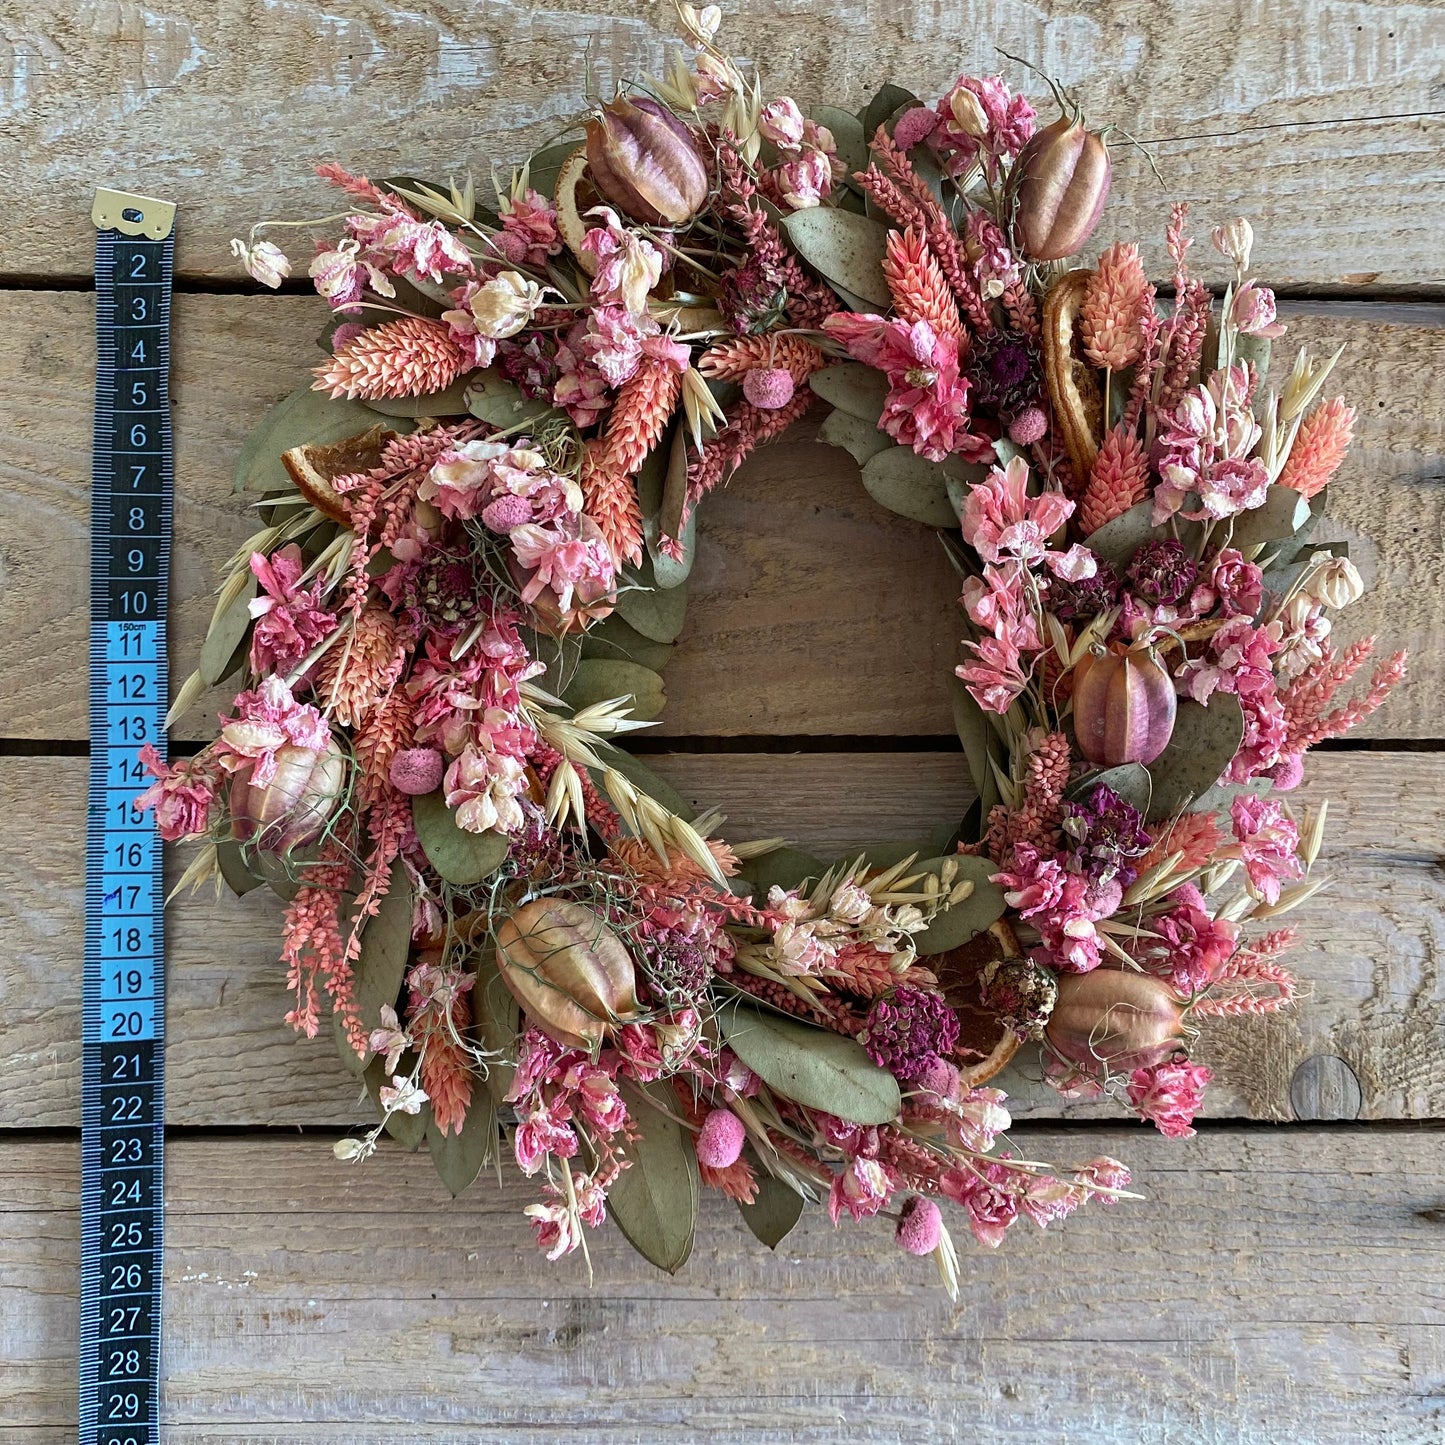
[2,1,1443,1439]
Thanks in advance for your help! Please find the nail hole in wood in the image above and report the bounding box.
[1290,1053,1362,1120]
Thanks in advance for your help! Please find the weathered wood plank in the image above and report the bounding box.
[3,1,1442,288]
[2,751,1440,1128]
[5,1131,1443,1441]
[0,294,1439,740]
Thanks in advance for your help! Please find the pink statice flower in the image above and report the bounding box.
[956,632,1034,714]
[991,844,1108,973]
[758,96,805,148]
[308,237,395,310]
[1127,1059,1212,1138]
[822,313,991,462]
[774,145,833,209]
[953,1087,1012,1152]
[1195,455,1269,521]
[421,439,580,528]
[959,457,1082,575]
[582,207,664,314]
[1020,1176,1085,1228]
[1139,883,1238,993]
[348,212,474,286]
[578,304,655,389]
[943,1160,1020,1247]
[217,676,330,786]
[1207,547,1264,618]
[1176,616,1288,783]
[932,74,1035,182]
[247,544,337,677]
[552,333,612,425]
[495,187,563,268]
[134,745,218,841]
[827,1155,896,1224]
[1228,794,1304,905]
[1230,281,1286,340]
[1151,368,1266,523]
[524,1200,579,1260]
[508,514,617,615]
[965,211,1021,299]
[1074,1155,1131,1202]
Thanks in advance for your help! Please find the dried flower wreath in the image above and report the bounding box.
[146,6,1405,1287]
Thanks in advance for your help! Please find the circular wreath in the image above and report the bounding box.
[147,9,1406,1285]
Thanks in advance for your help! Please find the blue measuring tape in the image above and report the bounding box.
[81,188,176,1445]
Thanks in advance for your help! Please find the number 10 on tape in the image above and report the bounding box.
[81,188,176,1445]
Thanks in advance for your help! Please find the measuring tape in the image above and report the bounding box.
[81,188,176,1445]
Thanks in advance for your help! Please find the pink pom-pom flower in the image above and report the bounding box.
[696,1108,746,1168]
[389,747,445,796]
[743,366,795,410]
[895,1194,943,1256]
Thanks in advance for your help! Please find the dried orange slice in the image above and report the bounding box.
[933,918,1023,1086]
[1042,268,1103,484]
[281,423,394,524]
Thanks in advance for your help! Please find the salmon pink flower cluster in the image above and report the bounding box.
[144,8,1404,1288]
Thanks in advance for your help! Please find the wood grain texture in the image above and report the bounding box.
[3,751,1441,1128]
[0,293,1439,740]
[2,1,1442,288]
[5,1131,1444,1441]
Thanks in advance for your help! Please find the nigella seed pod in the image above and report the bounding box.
[1072,644,1177,767]
[1012,115,1111,262]
[229,740,347,854]
[585,94,709,227]
[1045,969,1192,1073]
[495,899,641,1051]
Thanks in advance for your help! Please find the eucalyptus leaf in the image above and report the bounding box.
[426,1094,498,1198]
[639,426,696,588]
[1235,333,1271,381]
[610,1082,699,1275]
[861,82,917,145]
[911,854,1008,955]
[464,372,564,432]
[364,1054,431,1149]
[1083,500,1160,568]
[1261,486,1328,571]
[860,448,963,528]
[817,408,892,468]
[234,387,410,494]
[523,139,585,199]
[717,1001,901,1126]
[1144,694,1246,822]
[737,1172,807,1249]
[810,104,866,181]
[413,790,512,885]
[579,614,675,673]
[1067,762,1154,816]
[215,839,265,897]
[991,438,1027,469]
[198,576,258,686]
[944,461,991,519]
[1227,486,1312,553]
[616,568,688,643]
[781,207,892,308]
[561,659,666,721]
[737,846,825,897]
[809,363,888,424]
[1188,775,1272,816]
[522,628,583,699]
[362,374,476,418]
[948,674,995,803]
[353,874,415,1044]
[474,953,521,1105]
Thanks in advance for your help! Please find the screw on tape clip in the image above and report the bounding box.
[92,188,175,240]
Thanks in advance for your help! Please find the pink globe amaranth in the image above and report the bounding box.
[389,747,445,796]
[743,366,795,410]
[1012,115,1111,262]
[896,1195,943,1256]
[1072,644,1177,767]
[696,1108,746,1169]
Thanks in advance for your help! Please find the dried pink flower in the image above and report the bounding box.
[696,1108,746,1168]
[1127,1060,1212,1138]
[896,1195,943,1255]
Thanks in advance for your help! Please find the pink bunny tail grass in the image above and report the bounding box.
[1278,397,1356,499]
[313,316,469,401]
